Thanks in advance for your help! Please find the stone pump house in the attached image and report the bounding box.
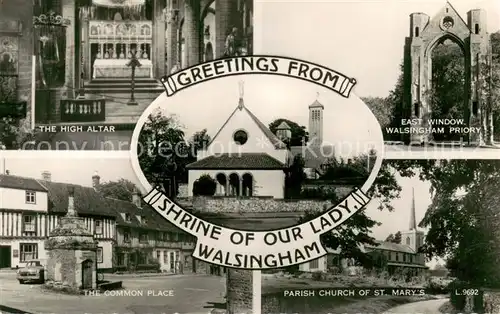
[44,186,98,291]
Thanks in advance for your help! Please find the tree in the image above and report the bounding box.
[0,118,37,150]
[385,231,402,244]
[138,109,191,197]
[268,118,308,146]
[361,97,393,136]
[98,179,139,202]
[295,159,430,266]
[427,40,467,141]
[320,151,376,180]
[285,154,307,198]
[363,250,388,271]
[190,129,211,155]
[193,174,217,196]
[388,159,500,288]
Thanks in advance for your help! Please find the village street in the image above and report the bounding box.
[0,271,226,314]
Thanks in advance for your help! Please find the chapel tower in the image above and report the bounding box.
[308,94,324,146]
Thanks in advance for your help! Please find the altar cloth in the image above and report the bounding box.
[93,58,153,79]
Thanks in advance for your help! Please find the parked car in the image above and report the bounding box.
[17,260,45,284]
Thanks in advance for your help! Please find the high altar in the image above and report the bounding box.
[81,0,155,79]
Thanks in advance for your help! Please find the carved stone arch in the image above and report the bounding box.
[423,32,467,58]
[403,3,493,146]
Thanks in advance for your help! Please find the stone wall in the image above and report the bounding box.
[186,197,336,214]
[226,269,253,314]
[45,249,77,286]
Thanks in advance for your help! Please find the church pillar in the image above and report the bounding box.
[166,13,178,72]
[61,0,76,99]
[183,0,200,67]
[239,177,243,197]
[81,15,90,82]
[215,0,231,58]
[153,0,166,77]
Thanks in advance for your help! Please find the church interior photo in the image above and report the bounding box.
[31,0,253,148]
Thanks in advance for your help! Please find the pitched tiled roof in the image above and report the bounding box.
[0,174,47,192]
[186,153,286,170]
[366,240,416,254]
[38,180,116,218]
[289,145,335,171]
[105,197,180,232]
[1,173,185,233]
[208,105,287,150]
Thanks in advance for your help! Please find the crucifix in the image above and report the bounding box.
[126,49,142,106]
[237,80,245,109]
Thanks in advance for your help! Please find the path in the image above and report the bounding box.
[383,298,448,314]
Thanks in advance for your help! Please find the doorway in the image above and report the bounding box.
[81,259,93,289]
[0,246,11,268]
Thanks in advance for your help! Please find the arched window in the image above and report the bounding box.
[415,27,419,37]
[406,237,411,245]
[475,24,479,34]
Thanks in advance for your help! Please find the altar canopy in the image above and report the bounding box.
[86,0,153,79]
[92,0,146,8]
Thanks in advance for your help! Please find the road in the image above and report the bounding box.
[0,271,226,314]
[382,298,449,314]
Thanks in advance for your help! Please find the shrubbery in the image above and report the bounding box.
[193,174,217,196]
[311,271,323,281]
[300,186,339,201]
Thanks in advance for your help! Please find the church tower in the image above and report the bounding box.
[401,188,425,254]
[308,94,324,146]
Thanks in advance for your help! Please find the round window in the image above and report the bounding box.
[233,130,248,145]
[441,16,454,30]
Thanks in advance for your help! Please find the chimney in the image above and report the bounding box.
[41,171,51,181]
[132,187,141,207]
[92,171,100,190]
[67,186,76,217]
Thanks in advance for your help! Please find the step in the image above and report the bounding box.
[88,78,159,84]
[85,87,164,94]
[85,83,164,90]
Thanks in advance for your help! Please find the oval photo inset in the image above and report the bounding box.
[130,57,384,270]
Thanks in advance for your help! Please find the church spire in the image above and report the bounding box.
[409,187,417,230]
[238,81,245,110]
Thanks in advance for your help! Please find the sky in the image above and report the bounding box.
[253,0,500,97]
[0,153,138,188]
[147,74,383,158]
